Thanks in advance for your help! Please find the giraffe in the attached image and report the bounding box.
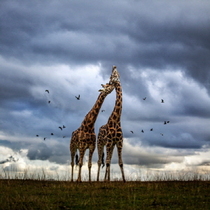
[70,70,118,182]
[97,66,126,182]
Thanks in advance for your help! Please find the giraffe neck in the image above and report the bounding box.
[108,82,122,123]
[80,92,107,130]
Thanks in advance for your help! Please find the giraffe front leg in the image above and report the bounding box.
[88,146,95,182]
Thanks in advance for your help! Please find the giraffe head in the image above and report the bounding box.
[109,65,120,84]
[98,83,115,95]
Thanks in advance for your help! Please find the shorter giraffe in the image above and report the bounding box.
[70,69,119,182]
[97,66,125,182]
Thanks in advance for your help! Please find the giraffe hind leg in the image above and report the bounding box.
[97,145,104,181]
[70,148,76,182]
[88,146,95,182]
[77,149,86,182]
[104,144,115,181]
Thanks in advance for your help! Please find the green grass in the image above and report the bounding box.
[1,179,210,210]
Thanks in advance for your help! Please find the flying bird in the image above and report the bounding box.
[44,137,46,141]
[59,126,62,130]
[45,90,49,93]
[75,95,80,100]
[51,133,54,135]
[63,125,66,128]
[101,110,105,112]
[143,97,146,100]
[150,128,153,131]
[160,133,164,136]
[130,130,134,134]
[63,136,66,138]
[36,135,39,137]
[161,99,164,103]
[164,121,170,124]
[48,101,51,103]
[141,130,144,133]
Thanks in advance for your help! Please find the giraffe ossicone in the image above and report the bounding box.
[109,65,120,83]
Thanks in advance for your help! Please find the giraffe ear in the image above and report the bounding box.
[99,84,104,92]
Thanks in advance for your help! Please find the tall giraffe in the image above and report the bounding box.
[97,66,125,182]
[70,71,117,182]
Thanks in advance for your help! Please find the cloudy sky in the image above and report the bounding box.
[1,0,210,180]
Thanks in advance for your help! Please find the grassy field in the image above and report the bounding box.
[1,179,210,210]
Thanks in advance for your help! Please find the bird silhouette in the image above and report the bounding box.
[63,125,66,128]
[150,128,153,131]
[143,97,146,100]
[160,133,164,136]
[75,95,80,100]
[101,110,105,112]
[63,136,66,138]
[48,101,51,103]
[141,130,144,133]
[167,121,170,123]
[51,133,54,135]
[59,126,62,130]
[130,130,134,134]
[44,137,46,141]
[45,90,49,93]
[161,99,164,103]
[36,135,39,137]
[164,121,167,124]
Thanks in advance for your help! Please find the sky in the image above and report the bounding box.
[0,0,210,181]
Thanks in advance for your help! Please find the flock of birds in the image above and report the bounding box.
[36,90,170,141]
[130,97,170,137]
[35,89,108,141]
[35,89,80,140]
[36,124,66,140]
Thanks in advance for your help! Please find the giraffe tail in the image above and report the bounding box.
[102,152,105,168]
[75,153,79,166]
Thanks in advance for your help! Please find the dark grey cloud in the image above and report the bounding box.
[1,0,210,89]
[27,142,69,164]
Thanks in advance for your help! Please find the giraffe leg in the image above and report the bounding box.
[70,147,76,182]
[88,146,95,182]
[77,149,85,182]
[97,143,105,181]
[104,144,115,181]
[117,141,126,182]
